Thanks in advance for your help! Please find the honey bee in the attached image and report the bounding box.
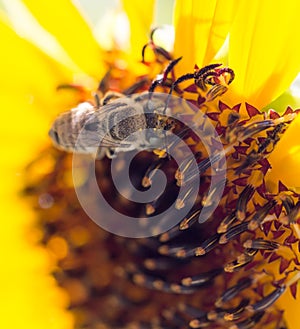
[49,58,235,159]
[49,92,175,159]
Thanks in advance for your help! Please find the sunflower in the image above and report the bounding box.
[1,0,300,329]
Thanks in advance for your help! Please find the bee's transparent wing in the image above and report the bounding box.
[84,104,132,149]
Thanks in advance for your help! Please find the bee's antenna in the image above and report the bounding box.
[93,92,101,108]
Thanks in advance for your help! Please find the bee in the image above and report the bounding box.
[49,92,175,159]
[49,58,235,159]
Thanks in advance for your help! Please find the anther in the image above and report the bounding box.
[181,268,222,287]
[217,213,237,233]
[215,278,252,307]
[236,185,255,221]
[246,286,286,313]
[195,233,220,256]
[179,208,201,230]
[219,222,249,244]
[243,238,280,251]
[223,298,250,321]
[224,253,254,273]
[247,200,276,231]
[229,311,265,329]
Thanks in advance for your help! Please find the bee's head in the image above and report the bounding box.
[48,125,61,147]
[48,112,72,150]
[49,102,96,153]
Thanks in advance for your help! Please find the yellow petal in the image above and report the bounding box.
[3,0,104,78]
[0,21,74,329]
[122,0,155,60]
[0,19,73,115]
[278,290,300,329]
[266,114,300,190]
[0,14,91,327]
[0,181,74,329]
[173,0,235,75]
[228,0,300,108]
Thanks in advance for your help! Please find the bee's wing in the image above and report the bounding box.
[97,134,131,148]
[93,98,138,149]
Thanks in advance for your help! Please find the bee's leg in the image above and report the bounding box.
[56,83,85,92]
[101,91,126,106]
[93,92,101,108]
[95,147,117,159]
[123,78,148,95]
[95,147,107,160]
[105,148,117,159]
[169,73,195,94]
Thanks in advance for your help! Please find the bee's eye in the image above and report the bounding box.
[85,122,98,131]
[49,129,60,144]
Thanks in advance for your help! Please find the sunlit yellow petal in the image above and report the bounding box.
[229,0,300,108]
[278,290,300,329]
[0,183,74,329]
[122,0,155,60]
[2,0,80,74]
[266,114,300,190]
[3,0,104,78]
[0,21,74,329]
[173,0,235,75]
[0,17,77,136]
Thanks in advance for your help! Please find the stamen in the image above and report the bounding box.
[202,178,227,208]
[143,257,180,271]
[285,270,300,288]
[246,285,286,313]
[194,63,223,90]
[208,298,249,322]
[162,308,186,327]
[132,272,196,294]
[179,208,202,230]
[159,225,182,243]
[158,243,192,258]
[219,222,249,244]
[159,232,221,259]
[178,303,206,318]
[224,252,255,273]
[279,202,300,225]
[184,153,222,185]
[226,120,275,145]
[175,186,195,209]
[236,185,255,221]
[175,157,197,186]
[248,200,276,230]
[145,203,156,215]
[142,159,166,188]
[243,238,280,250]
[281,194,295,214]
[195,233,221,256]
[189,315,211,328]
[206,84,228,101]
[215,278,253,307]
[228,311,265,329]
[181,268,222,287]
[223,298,250,321]
[217,213,237,233]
